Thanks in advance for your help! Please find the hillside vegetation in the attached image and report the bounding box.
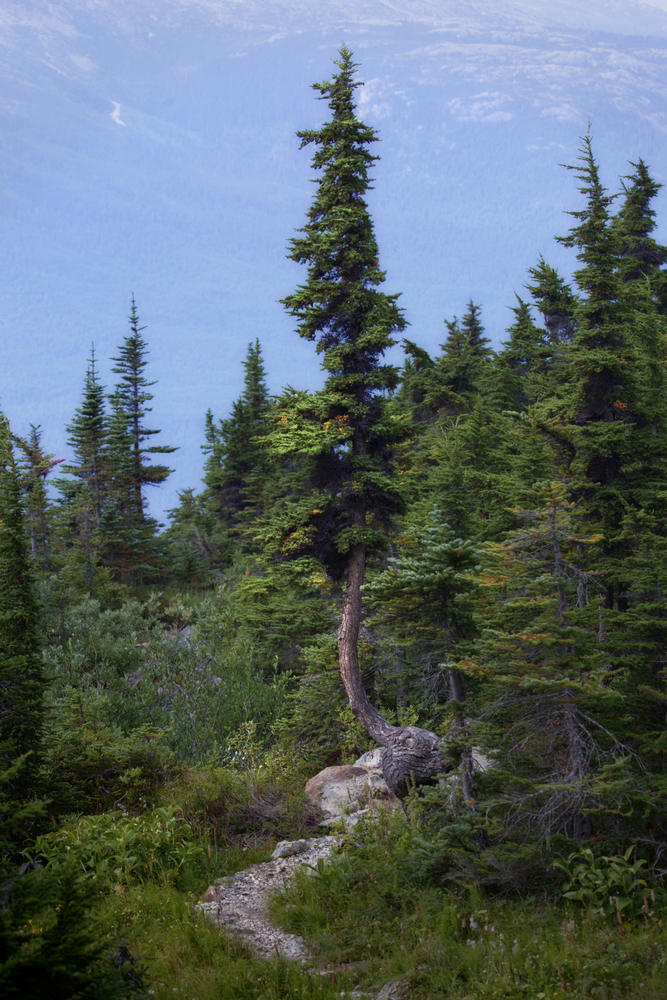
[2,47,667,999]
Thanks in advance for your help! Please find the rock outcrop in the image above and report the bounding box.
[304,749,402,827]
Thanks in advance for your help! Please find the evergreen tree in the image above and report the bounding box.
[493,296,551,411]
[422,398,519,544]
[439,301,491,400]
[466,482,606,841]
[101,390,154,583]
[164,488,229,587]
[111,297,177,520]
[612,158,667,302]
[556,133,667,601]
[399,301,490,422]
[0,414,45,793]
[53,350,108,593]
[63,348,107,524]
[202,339,270,528]
[12,425,61,572]
[526,255,579,344]
[364,509,483,801]
[275,45,449,797]
[523,134,667,854]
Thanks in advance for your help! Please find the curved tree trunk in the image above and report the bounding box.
[338,542,449,799]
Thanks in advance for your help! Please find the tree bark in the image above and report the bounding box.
[563,698,590,841]
[338,542,449,799]
[549,508,569,620]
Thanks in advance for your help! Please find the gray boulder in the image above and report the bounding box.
[304,754,401,827]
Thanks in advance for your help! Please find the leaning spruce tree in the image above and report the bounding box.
[280,45,446,797]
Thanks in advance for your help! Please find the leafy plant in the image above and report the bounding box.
[28,806,201,888]
[554,846,655,925]
[42,692,175,814]
[305,854,353,893]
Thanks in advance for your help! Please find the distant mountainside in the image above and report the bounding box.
[1,0,666,516]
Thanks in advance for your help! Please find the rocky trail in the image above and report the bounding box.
[195,835,338,962]
[193,750,408,999]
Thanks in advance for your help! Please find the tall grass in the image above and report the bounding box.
[270,810,667,999]
[96,882,357,1000]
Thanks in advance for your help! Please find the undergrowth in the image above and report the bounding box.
[270,810,667,999]
[6,755,667,998]
[96,882,355,1000]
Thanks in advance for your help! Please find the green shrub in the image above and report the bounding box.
[28,806,201,888]
[41,692,176,814]
[554,845,657,926]
[0,862,146,999]
[0,756,47,868]
[164,760,321,847]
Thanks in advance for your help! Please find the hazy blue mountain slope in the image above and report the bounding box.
[1,1,666,516]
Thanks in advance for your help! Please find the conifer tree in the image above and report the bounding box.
[12,425,61,572]
[277,45,447,796]
[111,298,176,520]
[557,134,667,602]
[164,489,219,587]
[612,159,667,300]
[53,350,108,592]
[399,301,490,421]
[0,414,44,792]
[466,482,606,841]
[439,301,491,401]
[493,296,550,410]
[364,509,483,800]
[531,135,667,843]
[202,339,270,527]
[526,256,579,343]
[102,390,154,582]
[63,349,107,523]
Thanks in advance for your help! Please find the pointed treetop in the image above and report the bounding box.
[526,256,578,343]
[612,158,667,287]
[556,130,619,321]
[281,43,405,400]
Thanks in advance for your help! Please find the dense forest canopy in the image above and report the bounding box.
[2,45,667,1000]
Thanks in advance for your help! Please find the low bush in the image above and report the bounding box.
[163,758,321,847]
[0,862,147,999]
[28,806,201,888]
[42,693,176,815]
[555,845,660,927]
[270,810,667,999]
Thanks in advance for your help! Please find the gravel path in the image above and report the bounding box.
[194,836,338,962]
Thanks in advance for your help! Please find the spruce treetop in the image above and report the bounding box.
[111,297,176,516]
[557,130,620,330]
[526,256,578,343]
[281,44,406,410]
[612,159,667,297]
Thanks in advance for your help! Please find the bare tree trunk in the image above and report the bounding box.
[395,649,408,713]
[576,542,587,609]
[338,542,448,799]
[549,508,568,620]
[563,698,589,841]
[84,512,94,595]
[446,669,476,809]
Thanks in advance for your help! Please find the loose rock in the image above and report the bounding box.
[271,838,311,859]
[376,975,409,999]
[194,835,338,961]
